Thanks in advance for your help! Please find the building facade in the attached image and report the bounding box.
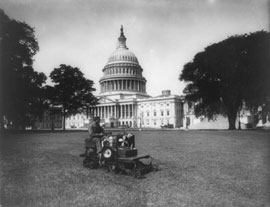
[34,26,269,130]
[86,26,184,129]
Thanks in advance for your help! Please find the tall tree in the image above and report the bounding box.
[0,9,47,130]
[180,31,270,130]
[49,64,98,130]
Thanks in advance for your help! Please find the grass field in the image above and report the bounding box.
[1,130,270,207]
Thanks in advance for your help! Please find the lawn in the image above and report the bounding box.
[1,130,269,207]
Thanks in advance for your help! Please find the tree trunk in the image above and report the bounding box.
[0,116,5,131]
[62,110,66,131]
[227,112,237,130]
[51,114,54,131]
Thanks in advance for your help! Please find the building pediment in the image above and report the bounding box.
[98,96,118,104]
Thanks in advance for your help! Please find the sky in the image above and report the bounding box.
[1,0,269,96]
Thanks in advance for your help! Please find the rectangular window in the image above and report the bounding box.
[167,110,170,116]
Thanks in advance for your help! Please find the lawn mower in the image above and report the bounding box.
[80,132,158,178]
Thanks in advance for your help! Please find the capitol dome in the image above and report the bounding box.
[107,49,139,64]
[99,26,149,98]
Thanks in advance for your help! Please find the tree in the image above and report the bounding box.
[180,31,270,130]
[49,64,98,130]
[0,9,47,130]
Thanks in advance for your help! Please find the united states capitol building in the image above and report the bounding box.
[37,26,262,130]
[66,26,185,129]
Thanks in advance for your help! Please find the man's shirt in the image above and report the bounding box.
[88,121,104,139]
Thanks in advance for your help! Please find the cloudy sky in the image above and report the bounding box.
[1,0,269,96]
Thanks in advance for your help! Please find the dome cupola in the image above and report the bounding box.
[117,25,128,49]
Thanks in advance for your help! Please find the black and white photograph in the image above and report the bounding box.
[0,0,269,206]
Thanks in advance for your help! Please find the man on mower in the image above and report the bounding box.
[88,117,105,159]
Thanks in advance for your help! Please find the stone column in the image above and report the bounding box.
[126,105,128,118]
[94,107,97,117]
[100,106,102,119]
[122,105,125,119]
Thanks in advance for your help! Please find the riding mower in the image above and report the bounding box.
[80,133,158,178]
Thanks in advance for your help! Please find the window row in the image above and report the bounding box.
[104,67,141,76]
[109,55,137,62]
[140,110,170,117]
[142,118,171,126]
[140,103,170,108]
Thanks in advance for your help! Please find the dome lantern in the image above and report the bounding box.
[117,25,128,49]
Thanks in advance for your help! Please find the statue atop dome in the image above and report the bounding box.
[120,25,123,34]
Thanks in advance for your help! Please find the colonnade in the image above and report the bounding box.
[91,104,137,120]
[104,66,141,76]
[100,79,145,93]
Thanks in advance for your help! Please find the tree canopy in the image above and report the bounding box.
[180,31,270,130]
[0,9,47,129]
[49,64,98,130]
